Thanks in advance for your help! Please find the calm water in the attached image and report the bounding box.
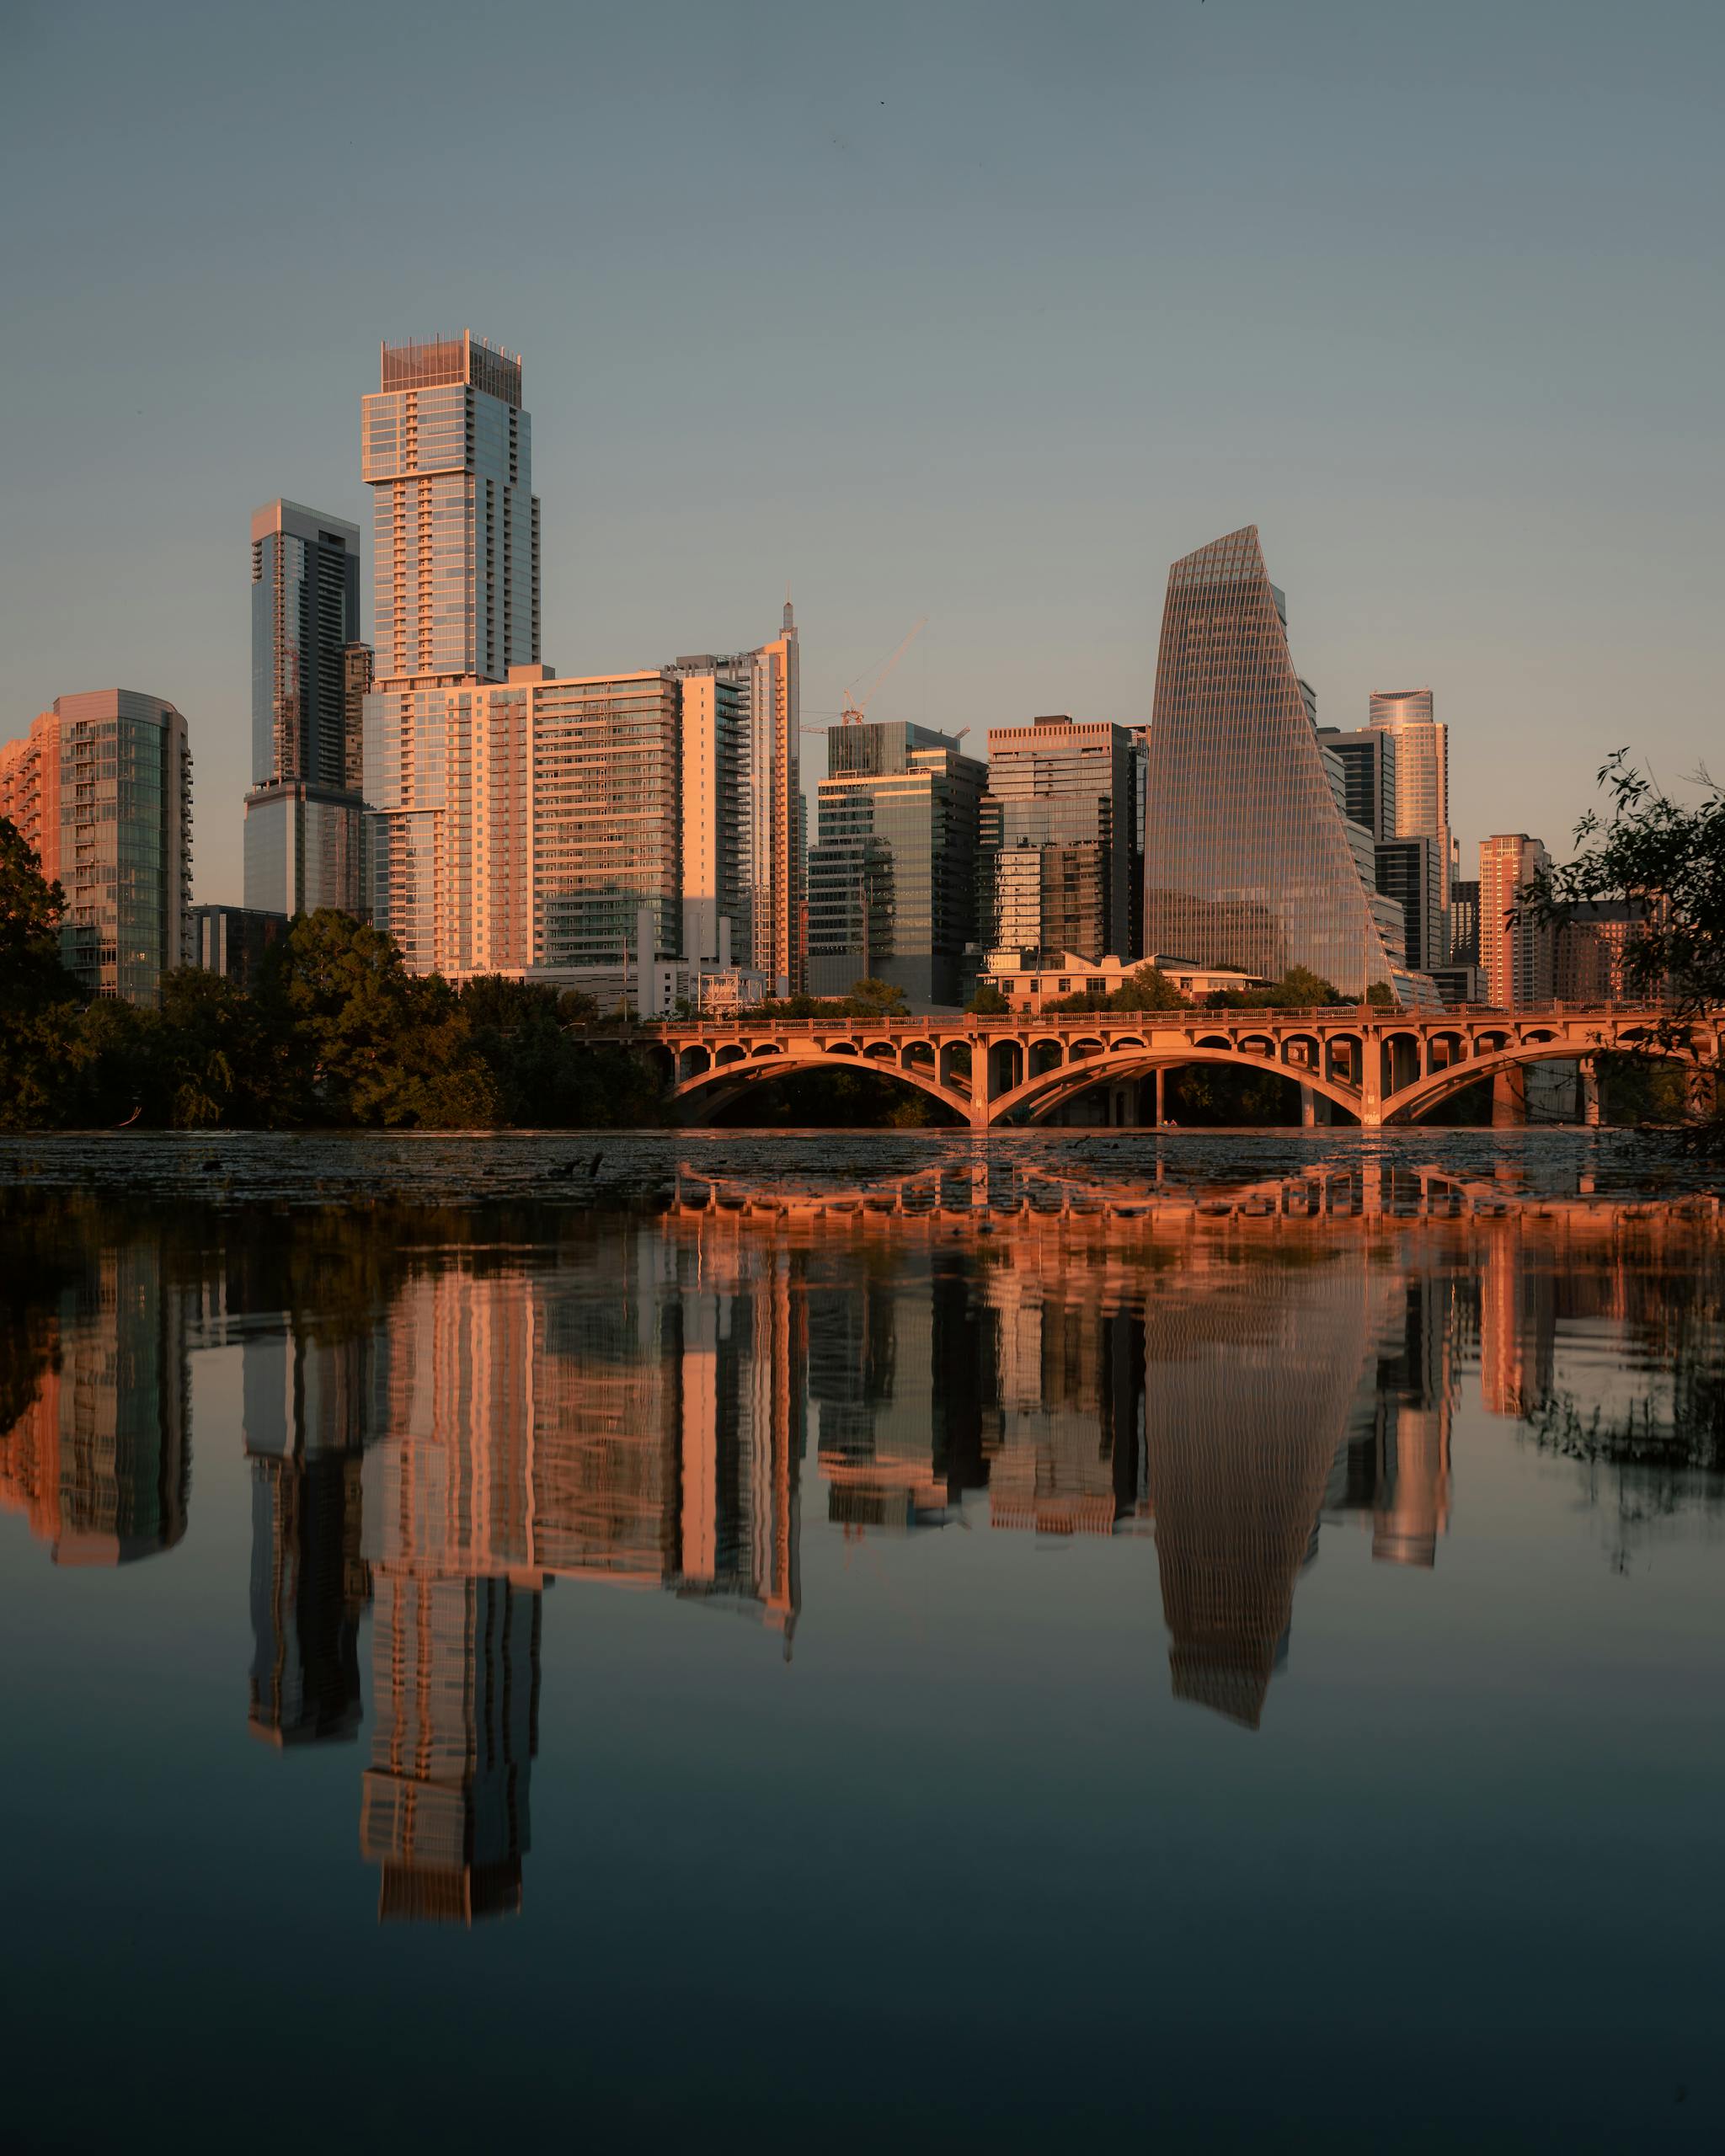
[2,1131,1722,2152]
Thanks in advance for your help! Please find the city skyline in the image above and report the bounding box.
[4,3,1719,908]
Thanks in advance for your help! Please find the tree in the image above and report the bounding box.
[0,816,77,1017]
[1526,753,1725,1148]
[266,910,498,1127]
[847,976,911,1017]
[1110,963,1189,1012]
[967,982,1011,1015]
[1209,965,1344,1011]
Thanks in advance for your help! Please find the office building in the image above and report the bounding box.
[979,715,1144,964]
[1375,834,1448,973]
[190,902,289,986]
[243,500,367,917]
[1449,878,1480,966]
[0,691,192,1004]
[1316,725,1397,841]
[1369,690,1448,836]
[669,601,802,993]
[1141,527,1420,1002]
[1479,834,1554,1007]
[1369,687,1452,953]
[362,334,538,686]
[806,719,985,1007]
[1555,900,1653,1002]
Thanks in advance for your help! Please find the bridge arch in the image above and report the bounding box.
[988,1043,1364,1127]
[1387,1038,1703,1123]
[674,1050,969,1125]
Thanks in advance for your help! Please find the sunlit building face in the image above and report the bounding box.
[1141,527,1413,1001]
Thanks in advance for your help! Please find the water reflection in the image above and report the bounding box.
[3,1167,1722,1921]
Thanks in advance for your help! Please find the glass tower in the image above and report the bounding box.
[979,715,1145,963]
[361,334,538,687]
[806,719,985,1007]
[1141,527,1414,1001]
[1,691,193,1005]
[243,499,367,919]
[1368,688,1451,961]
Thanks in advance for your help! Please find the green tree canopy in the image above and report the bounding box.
[0,815,77,1017]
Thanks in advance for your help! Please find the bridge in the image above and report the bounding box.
[620,1006,1717,1129]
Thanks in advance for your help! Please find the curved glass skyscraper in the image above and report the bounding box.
[1142,526,1413,1001]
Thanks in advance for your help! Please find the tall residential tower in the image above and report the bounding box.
[0,691,192,1005]
[361,334,538,686]
[243,499,368,916]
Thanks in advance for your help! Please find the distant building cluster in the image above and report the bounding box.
[0,334,1651,1012]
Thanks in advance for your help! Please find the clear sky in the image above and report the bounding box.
[3,0,1720,904]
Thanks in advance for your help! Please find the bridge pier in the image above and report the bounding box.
[1581,1058,1601,1128]
[1491,1066,1527,1128]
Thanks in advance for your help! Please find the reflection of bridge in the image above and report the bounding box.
[669,1160,1725,1230]
[626,1006,1716,1129]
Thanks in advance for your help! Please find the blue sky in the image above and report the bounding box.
[3,0,1720,902]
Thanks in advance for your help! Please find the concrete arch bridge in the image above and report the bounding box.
[624,1006,1715,1130]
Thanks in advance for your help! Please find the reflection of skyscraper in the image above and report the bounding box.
[1143,1259,1387,1728]
[674,1241,804,1634]
[1480,1225,1557,1419]
[1328,1272,1457,1568]
[1142,527,1415,1000]
[985,1280,1133,1536]
[0,1246,189,1565]
[243,1330,371,1746]
[360,1574,540,1924]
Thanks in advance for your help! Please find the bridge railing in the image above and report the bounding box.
[623,1001,1674,1039]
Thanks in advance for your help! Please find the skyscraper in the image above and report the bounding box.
[979,715,1144,963]
[806,719,985,1006]
[1375,834,1448,973]
[1316,725,1397,841]
[1141,528,1418,1001]
[361,334,538,687]
[1368,688,1451,962]
[243,499,367,917]
[0,691,192,1004]
[668,601,802,993]
[1479,834,1554,1007]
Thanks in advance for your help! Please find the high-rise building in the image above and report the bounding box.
[1316,725,1397,841]
[361,334,538,687]
[1368,688,1452,958]
[1368,690,1448,837]
[667,601,802,991]
[243,500,367,917]
[366,666,682,978]
[1479,834,1554,1007]
[1449,878,1480,966]
[1141,528,1420,1002]
[0,691,192,1004]
[189,902,290,986]
[979,715,1144,963]
[1375,834,1448,973]
[806,719,985,1006]
[1554,899,1652,1003]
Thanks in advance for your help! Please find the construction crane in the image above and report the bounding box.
[801,616,929,734]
